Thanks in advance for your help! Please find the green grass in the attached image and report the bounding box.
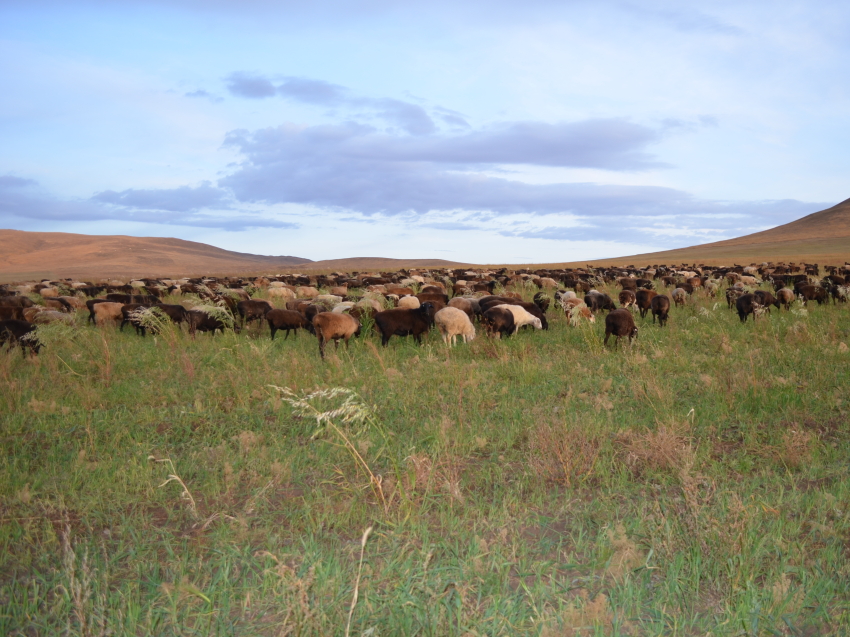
[1,283,849,636]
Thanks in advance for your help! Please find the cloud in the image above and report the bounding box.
[0,175,38,188]
[184,89,223,103]
[225,72,438,135]
[218,120,826,244]
[92,182,229,212]
[277,77,348,104]
[225,71,277,98]
[0,178,297,230]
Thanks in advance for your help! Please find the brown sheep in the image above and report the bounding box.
[776,288,795,310]
[635,289,658,318]
[618,289,636,309]
[650,294,670,326]
[266,309,309,340]
[604,309,638,346]
[312,312,361,359]
[92,302,124,326]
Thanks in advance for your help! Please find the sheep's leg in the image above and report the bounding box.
[270,326,277,340]
[604,332,611,346]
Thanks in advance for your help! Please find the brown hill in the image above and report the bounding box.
[0,230,312,281]
[554,197,850,268]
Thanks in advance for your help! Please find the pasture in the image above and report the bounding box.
[1,278,849,636]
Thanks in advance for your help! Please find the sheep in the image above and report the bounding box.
[0,306,25,321]
[562,299,595,325]
[556,290,577,302]
[434,307,476,346]
[312,312,361,359]
[735,293,764,322]
[32,310,75,325]
[315,294,344,306]
[187,310,240,336]
[604,309,638,346]
[533,292,551,313]
[671,288,688,307]
[267,287,296,301]
[266,309,309,340]
[481,306,515,339]
[92,302,124,326]
[447,297,475,319]
[153,303,189,325]
[0,319,40,356]
[330,286,348,296]
[296,286,320,298]
[650,294,670,326]
[618,289,636,309]
[39,287,59,298]
[332,302,356,313]
[584,292,616,313]
[58,295,86,310]
[0,295,35,308]
[776,288,795,310]
[493,304,543,334]
[635,289,658,318]
[237,299,273,327]
[374,303,434,346]
[397,295,421,309]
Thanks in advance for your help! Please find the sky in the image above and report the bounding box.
[1,0,848,263]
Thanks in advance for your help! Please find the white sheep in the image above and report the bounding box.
[397,295,421,309]
[434,307,476,346]
[494,304,543,333]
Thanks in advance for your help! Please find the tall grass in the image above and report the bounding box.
[0,280,848,635]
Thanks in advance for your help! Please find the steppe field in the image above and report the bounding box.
[1,279,849,636]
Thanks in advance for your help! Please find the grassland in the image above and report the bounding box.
[1,281,849,636]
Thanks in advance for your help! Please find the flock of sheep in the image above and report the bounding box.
[1,260,848,358]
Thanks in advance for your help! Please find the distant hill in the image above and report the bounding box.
[0,230,312,280]
[557,198,850,268]
[0,230,468,281]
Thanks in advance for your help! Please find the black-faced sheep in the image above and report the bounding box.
[735,293,762,322]
[0,319,40,356]
[481,306,515,339]
[312,312,361,359]
[604,309,638,346]
[434,307,476,346]
[494,304,543,333]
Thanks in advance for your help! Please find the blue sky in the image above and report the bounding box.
[1,0,848,263]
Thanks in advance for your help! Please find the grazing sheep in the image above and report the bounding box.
[267,287,296,301]
[671,288,688,307]
[562,299,595,325]
[481,306,515,339]
[604,309,638,346]
[187,310,239,336]
[735,293,763,322]
[635,289,658,318]
[0,295,35,308]
[92,302,125,326]
[312,312,361,359]
[0,319,40,356]
[32,310,75,325]
[493,304,543,334]
[374,303,435,346]
[39,287,59,298]
[434,307,476,346]
[153,303,189,325]
[296,286,320,299]
[776,288,795,310]
[447,297,475,319]
[650,294,670,327]
[0,306,25,321]
[584,292,616,313]
[533,292,551,313]
[397,296,421,310]
[237,299,273,327]
[618,290,636,309]
[266,309,309,340]
[556,290,577,302]
[332,302,356,313]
